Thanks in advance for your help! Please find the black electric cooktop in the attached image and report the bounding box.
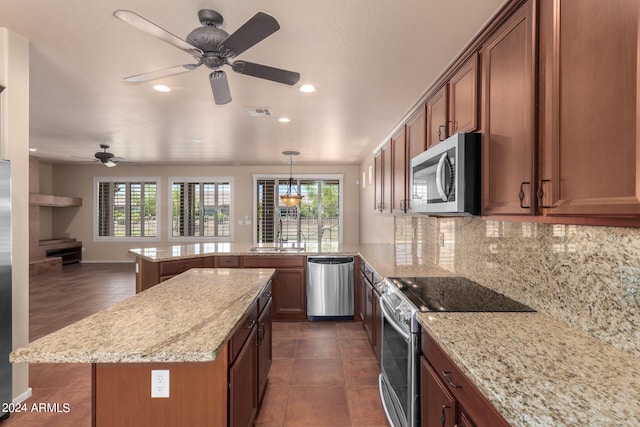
[387,276,535,312]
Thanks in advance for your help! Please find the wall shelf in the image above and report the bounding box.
[29,193,82,207]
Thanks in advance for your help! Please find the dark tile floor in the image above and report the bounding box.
[4,263,388,426]
[256,321,388,427]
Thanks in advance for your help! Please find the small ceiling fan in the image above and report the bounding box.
[84,144,127,167]
[113,8,301,104]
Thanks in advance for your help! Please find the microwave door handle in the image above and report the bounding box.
[435,152,449,202]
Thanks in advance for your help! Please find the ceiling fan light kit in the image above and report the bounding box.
[280,151,303,207]
[113,8,301,105]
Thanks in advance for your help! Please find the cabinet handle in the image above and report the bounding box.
[519,181,531,209]
[440,404,450,426]
[438,125,446,141]
[442,371,461,388]
[243,320,256,330]
[536,179,554,208]
[257,323,265,345]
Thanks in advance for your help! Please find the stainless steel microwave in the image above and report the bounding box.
[410,132,481,215]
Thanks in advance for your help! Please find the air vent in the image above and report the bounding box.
[246,108,272,117]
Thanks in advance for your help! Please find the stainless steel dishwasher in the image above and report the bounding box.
[306,256,354,321]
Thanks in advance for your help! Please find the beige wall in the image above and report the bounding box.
[48,163,361,262]
[1,27,30,403]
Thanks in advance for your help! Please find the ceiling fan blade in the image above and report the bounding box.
[219,12,280,57]
[210,71,232,105]
[113,10,203,58]
[231,61,300,85]
[123,64,200,83]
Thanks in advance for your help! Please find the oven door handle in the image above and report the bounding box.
[380,297,411,342]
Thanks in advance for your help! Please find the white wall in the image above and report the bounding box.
[49,163,361,262]
[0,27,30,403]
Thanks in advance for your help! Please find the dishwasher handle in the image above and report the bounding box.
[307,257,354,265]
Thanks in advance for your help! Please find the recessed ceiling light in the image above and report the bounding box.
[189,138,203,143]
[29,148,37,152]
[278,117,291,123]
[153,84,171,92]
[300,84,316,93]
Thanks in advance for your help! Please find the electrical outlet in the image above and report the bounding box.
[151,370,170,398]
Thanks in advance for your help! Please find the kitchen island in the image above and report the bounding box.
[11,268,275,426]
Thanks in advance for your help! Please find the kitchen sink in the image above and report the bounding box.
[247,246,306,253]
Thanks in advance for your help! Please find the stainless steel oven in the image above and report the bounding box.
[378,282,420,427]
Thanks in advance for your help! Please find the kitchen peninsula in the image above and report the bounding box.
[11,268,275,426]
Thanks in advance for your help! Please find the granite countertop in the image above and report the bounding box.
[11,268,275,364]
[129,242,361,262]
[417,312,640,426]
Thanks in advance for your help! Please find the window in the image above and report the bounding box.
[169,178,232,240]
[254,175,342,246]
[95,178,159,241]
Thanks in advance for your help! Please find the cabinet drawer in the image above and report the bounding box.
[421,331,509,427]
[159,258,204,276]
[243,255,305,268]
[214,256,241,268]
[229,302,259,364]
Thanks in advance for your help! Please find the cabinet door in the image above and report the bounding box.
[391,126,408,213]
[359,272,368,324]
[374,150,384,212]
[407,106,427,161]
[372,289,382,364]
[448,52,478,135]
[426,86,448,148]
[363,281,375,344]
[538,0,640,215]
[257,298,272,406]
[382,142,392,213]
[481,0,536,215]
[421,356,457,427]
[272,268,306,321]
[229,326,258,427]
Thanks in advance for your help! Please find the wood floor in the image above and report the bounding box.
[3,263,387,426]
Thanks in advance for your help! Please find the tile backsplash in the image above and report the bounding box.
[395,215,640,356]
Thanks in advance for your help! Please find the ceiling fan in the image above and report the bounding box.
[92,144,126,167]
[113,8,301,104]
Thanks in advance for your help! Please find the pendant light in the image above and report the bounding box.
[280,150,303,207]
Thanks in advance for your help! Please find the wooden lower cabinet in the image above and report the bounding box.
[243,256,306,321]
[421,356,457,427]
[257,297,272,405]
[359,259,382,365]
[229,325,258,427]
[421,331,509,427]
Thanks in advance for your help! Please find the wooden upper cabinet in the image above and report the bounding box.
[538,0,640,216]
[426,86,448,148]
[406,106,427,161]
[382,142,392,213]
[374,150,383,212]
[448,52,478,135]
[426,53,479,149]
[391,126,408,213]
[481,0,536,215]
[373,142,392,213]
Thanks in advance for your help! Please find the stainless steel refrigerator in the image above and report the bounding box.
[0,160,11,421]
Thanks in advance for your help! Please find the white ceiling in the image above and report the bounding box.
[0,0,507,166]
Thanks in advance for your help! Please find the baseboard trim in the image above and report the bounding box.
[13,387,32,405]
